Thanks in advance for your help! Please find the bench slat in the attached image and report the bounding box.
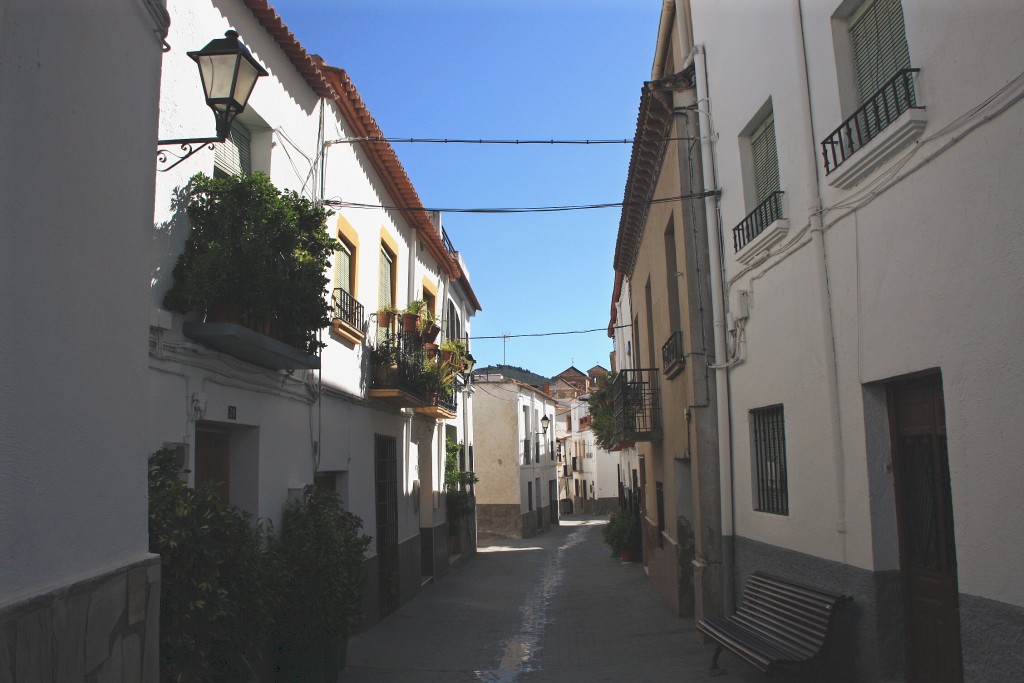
[697,571,850,675]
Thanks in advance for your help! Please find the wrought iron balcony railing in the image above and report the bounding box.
[732,191,784,253]
[369,331,427,402]
[613,368,661,441]
[661,331,686,378]
[442,228,457,257]
[331,287,364,331]
[821,68,921,176]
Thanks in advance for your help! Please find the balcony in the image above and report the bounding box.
[368,331,428,408]
[732,191,788,263]
[330,287,365,344]
[415,383,458,420]
[612,369,661,442]
[661,331,686,379]
[821,68,926,189]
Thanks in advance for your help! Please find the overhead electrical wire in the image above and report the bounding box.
[325,136,698,145]
[322,190,719,215]
[469,323,632,341]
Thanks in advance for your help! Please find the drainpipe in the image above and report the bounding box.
[652,0,675,79]
[693,44,736,614]
[795,0,848,554]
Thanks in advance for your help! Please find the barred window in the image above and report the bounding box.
[751,404,789,515]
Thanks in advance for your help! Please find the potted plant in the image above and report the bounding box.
[602,508,642,562]
[273,490,371,682]
[377,304,398,330]
[162,172,338,355]
[399,300,423,335]
[439,338,467,367]
[418,307,441,344]
[370,340,398,385]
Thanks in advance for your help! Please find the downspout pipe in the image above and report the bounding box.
[693,44,736,615]
[795,0,848,552]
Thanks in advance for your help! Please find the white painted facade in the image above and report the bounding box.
[675,0,1024,677]
[149,0,478,622]
[568,395,619,512]
[0,0,163,606]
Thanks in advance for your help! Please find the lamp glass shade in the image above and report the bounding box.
[188,30,268,118]
[540,415,551,432]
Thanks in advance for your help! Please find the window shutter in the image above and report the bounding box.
[378,247,393,310]
[751,113,780,204]
[334,241,352,294]
[214,122,252,176]
[850,0,911,103]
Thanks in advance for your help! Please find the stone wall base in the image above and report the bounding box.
[733,536,902,682]
[0,555,161,682]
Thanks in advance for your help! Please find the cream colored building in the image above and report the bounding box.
[473,375,558,538]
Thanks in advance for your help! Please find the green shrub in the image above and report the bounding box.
[148,449,280,682]
[602,507,642,558]
[444,439,478,515]
[163,172,337,354]
[273,490,371,681]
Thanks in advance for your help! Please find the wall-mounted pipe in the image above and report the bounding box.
[693,44,735,615]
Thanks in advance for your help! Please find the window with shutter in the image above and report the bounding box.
[378,245,394,310]
[213,122,252,177]
[334,240,353,294]
[751,113,780,205]
[850,0,911,104]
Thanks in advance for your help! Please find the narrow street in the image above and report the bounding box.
[342,516,768,683]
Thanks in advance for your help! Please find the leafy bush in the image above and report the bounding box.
[588,371,618,451]
[273,490,371,681]
[602,507,642,558]
[148,449,280,682]
[163,172,338,354]
[444,439,478,515]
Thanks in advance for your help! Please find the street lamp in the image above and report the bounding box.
[540,414,551,434]
[157,30,268,171]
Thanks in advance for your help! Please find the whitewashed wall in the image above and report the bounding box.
[0,0,163,603]
[690,0,1024,608]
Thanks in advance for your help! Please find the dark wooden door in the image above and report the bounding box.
[888,375,963,682]
[374,433,400,617]
[195,428,230,504]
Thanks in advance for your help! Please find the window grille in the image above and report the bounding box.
[751,405,789,515]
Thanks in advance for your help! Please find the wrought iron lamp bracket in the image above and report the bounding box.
[156,136,224,172]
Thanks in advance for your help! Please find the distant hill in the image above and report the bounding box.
[474,364,550,388]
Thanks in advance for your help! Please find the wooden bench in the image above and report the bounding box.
[696,571,851,676]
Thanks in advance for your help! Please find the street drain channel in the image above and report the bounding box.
[473,527,587,682]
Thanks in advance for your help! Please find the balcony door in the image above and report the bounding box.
[887,375,963,682]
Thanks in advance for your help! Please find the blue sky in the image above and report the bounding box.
[276,0,662,377]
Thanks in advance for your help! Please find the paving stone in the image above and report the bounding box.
[54,591,89,682]
[15,605,52,682]
[341,515,777,683]
[141,580,160,683]
[85,573,126,673]
[127,568,147,626]
[122,633,141,683]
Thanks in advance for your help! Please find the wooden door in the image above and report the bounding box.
[195,428,230,504]
[887,375,963,682]
[374,434,400,617]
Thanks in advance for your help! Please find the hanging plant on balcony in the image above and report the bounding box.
[418,307,441,344]
[163,172,338,354]
[588,371,618,451]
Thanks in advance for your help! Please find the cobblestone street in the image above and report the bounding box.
[342,515,770,683]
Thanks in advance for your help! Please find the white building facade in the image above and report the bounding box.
[681,0,1024,679]
[473,376,559,538]
[0,1,166,679]
[567,395,619,515]
[150,0,479,626]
